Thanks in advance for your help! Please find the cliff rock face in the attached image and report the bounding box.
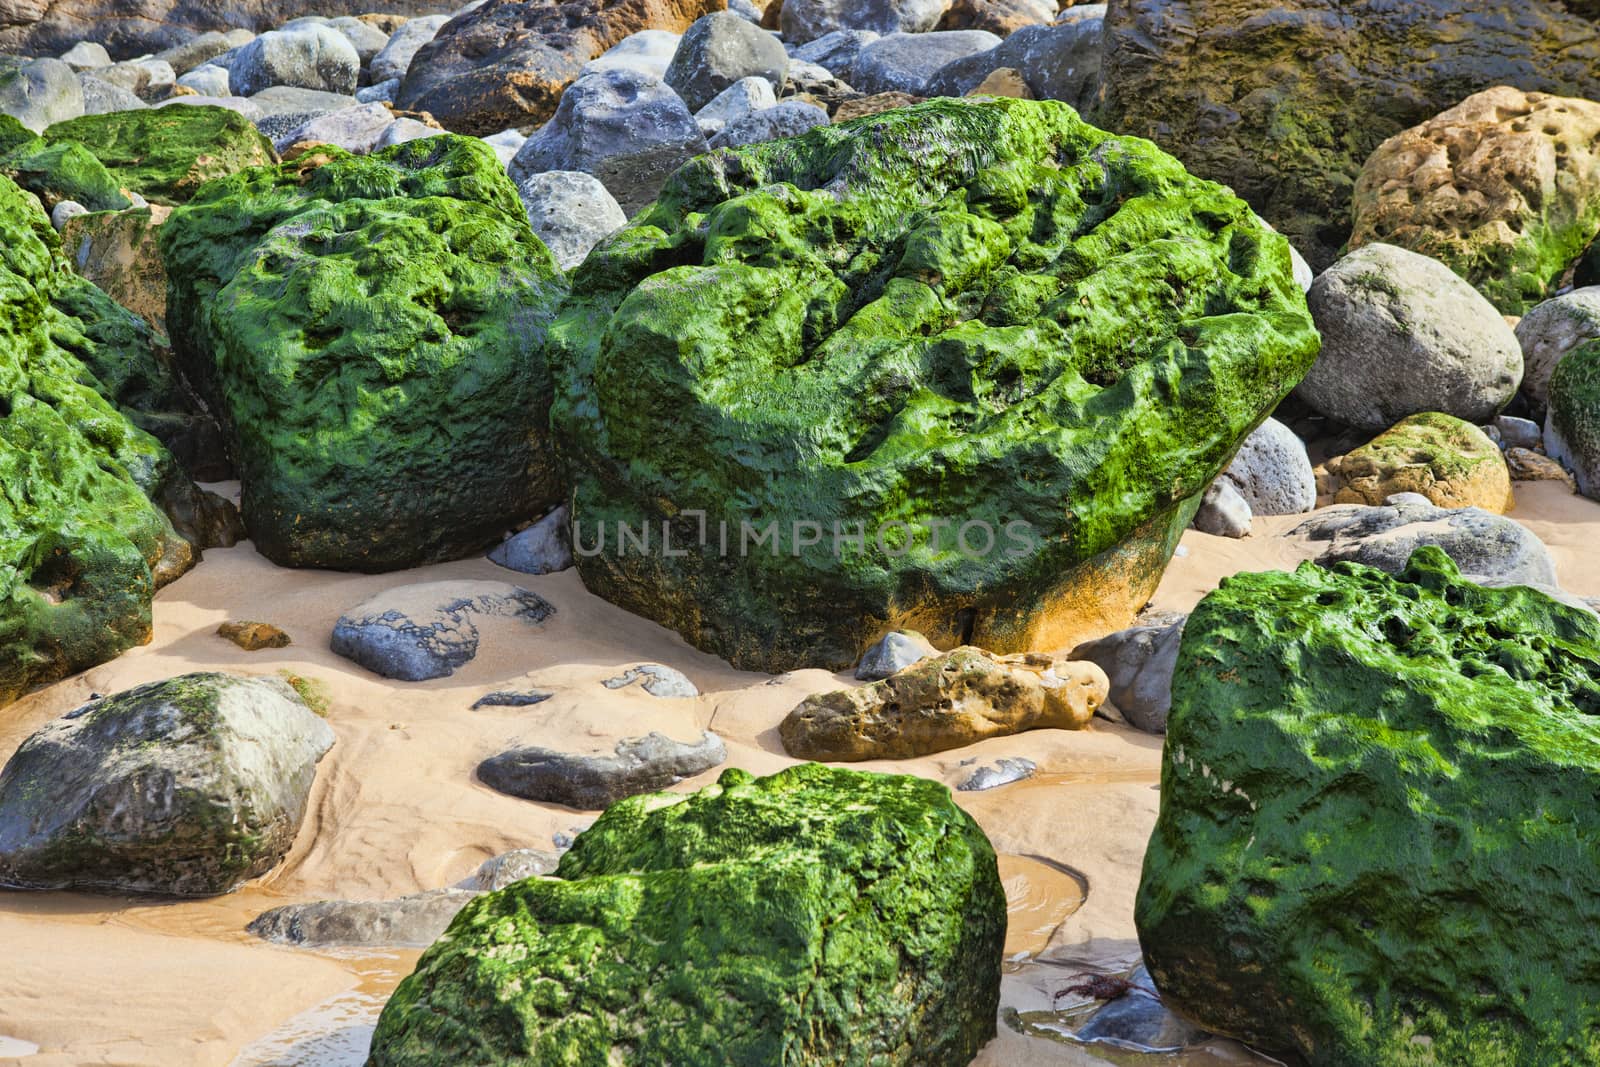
[1098,0,1600,270]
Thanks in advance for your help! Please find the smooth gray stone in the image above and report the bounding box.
[331,581,555,682]
[0,673,333,896]
[1218,416,1316,516]
[781,0,949,44]
[925,11,1104,112]
[370,14,449,85]
[1193,478,1252,538]
[855,630,937,680]
[707,97,828,148]
[1298,243,1522,431]
[471,690,554,709]
[248,889,479,948]
[1071,618,1185,735]
[1074,965,1207,1052]
[79,73,147,113]
[1515,286,1600,413]
[601,663,699,698]
[508,68,706,215]
[176,65,231,96]
[1294,500,1559,587]
[664,11,786,112]
[490,503,577,573]
[478,731,727,809]
[957,757,1037,791]
[847,30,1000,95]
[0,57,84,131]
[460,848,561,890]
[230,25,360,97]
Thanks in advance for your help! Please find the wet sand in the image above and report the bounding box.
[2,479,1597,1066]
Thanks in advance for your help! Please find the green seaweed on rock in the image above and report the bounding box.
[368,763,1005,1067]
[160,134,569,571]
[548,97,1320,672]
[1138,546,1600,1066]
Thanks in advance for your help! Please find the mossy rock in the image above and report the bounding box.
[0,672,335,895]
[1137,547,1600,1065]
[368,763,1005,1066]
[160,135,569,571]
[1328,411,1514,513]
[0,112,130,212]
[1547,337,1600,500]
[0,173,210,708]
[548,97,1320,672]
[1348,88,1600,315]
[45,106,277,206]
[1097,0,1600,270]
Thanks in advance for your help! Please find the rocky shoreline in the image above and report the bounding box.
[4,0,1600,1064]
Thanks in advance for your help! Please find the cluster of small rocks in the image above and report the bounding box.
[7,1,1109,268]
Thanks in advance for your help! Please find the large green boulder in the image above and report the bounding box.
[368,763,1005,1066]
[0,112,130,213]
[160,135,569,571]
[1137,547,1600,1065]
[44,106,277,206]
[549,97,1319,672]
[0,174,212,707]
[1097,0,1600,271]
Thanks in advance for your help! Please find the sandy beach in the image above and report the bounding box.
[0,480,1595,1067]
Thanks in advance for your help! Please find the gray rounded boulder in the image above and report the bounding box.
[1219,416,1316,516]
[0,673,334,896]
[514,171,626,271]
[508,68,707,216]
[1516,286,1600,412]
[230,26,361,97]
[663,11,787,113]
[1298,243,1523,431]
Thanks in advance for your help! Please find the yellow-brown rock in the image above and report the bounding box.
[59,204,170,332]
[218,621,292,651]
[1507,446,1578,489]
[1349,87,1600,314]
[832,91,924,123]
[1328,412,1515,513]
[779,646,1108,761]
[968,67,1033,99]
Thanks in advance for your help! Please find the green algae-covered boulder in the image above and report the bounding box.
[44,106,277,206]
[1136,547,1600,1066]
[0,174,212,707]
[368,763,1005,1067]
[160,135,569,571]
[549,97,1320,672]
[1547,337,1600,501]
[0,112,130,213]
